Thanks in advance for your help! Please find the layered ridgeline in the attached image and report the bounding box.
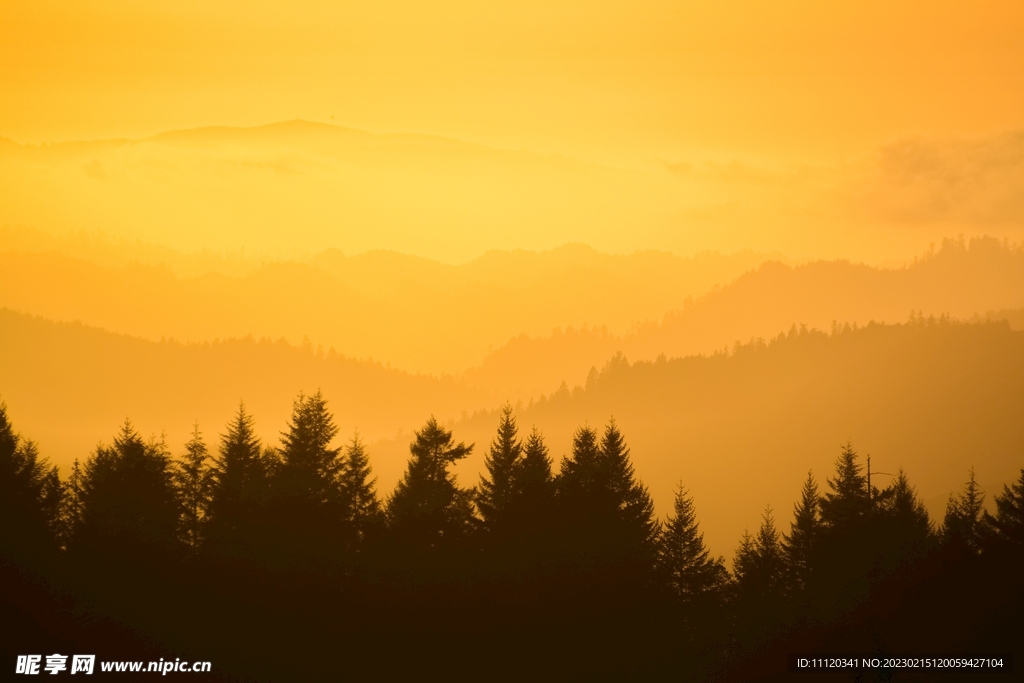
[465,236,1024,397]
[3,307,1022,555]
[0,225,776,376]
[1,228,1023,390]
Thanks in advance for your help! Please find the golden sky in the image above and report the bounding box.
[3,0,1022,163]
[2,0,1023,263]
[2,1,1024,547]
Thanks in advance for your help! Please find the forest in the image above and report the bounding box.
[2,396,1022,681]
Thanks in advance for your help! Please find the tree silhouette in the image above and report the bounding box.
[658,484,728,602]
[507,426,556,545]
[555,420,658,590]
[386,417,475,553]
[277,390,342,504]
[733,506,788,647]
[943,468,985,552]
[205,404,271,557]
[173,423,214,552]
[0,401,61,565]
[338,433,383,547]
[514,427,554,505]
[734,506,786,601]
[783,471,819,593]
[59,459,85,551]
[600,420,659,557]
[983,468,1024,548]
[71,421,180,560]
[476,403,522,534]
[819,442,870,530]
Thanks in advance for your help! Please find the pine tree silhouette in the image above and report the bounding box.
[555,420,658,590]
[206,404,270,557]
[59,459,85,551]
[600,419,659,556]
[514,427,554,503]
[734,506,785,598]
[339,432,383,546]
[943,468,985,552]
[983,468,1024,547]
[386,417,475,553]
[173,423,214,552]
[658,483,728,602]
[277,390,343,504]
[733,506,788,645]
[477,403,522,533]
[72,420,180,559]
[783,471,819,593]
[819,442,870,530]
[0,401,61,565]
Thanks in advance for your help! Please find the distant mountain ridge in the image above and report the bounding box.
[0,228,778,374]
[452,317,1024,555]
[466,235,1024,397]
[3,307,1022,559]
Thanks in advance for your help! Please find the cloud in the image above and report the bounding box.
[854,130,1024,226]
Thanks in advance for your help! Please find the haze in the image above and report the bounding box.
[2,0,1023,559]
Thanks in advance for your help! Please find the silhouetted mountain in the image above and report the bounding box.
[451,317,1024,556]
[0,229,775,374]
[0,309,485,490]
[467,236,1024,397]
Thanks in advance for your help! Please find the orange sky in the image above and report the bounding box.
[2,0,1022,162]
[2,2,1024,549]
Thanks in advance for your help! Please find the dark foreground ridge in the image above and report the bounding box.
[2,396,1022,681]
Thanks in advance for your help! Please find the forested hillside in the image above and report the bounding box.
[2,390,1022,680]
[466,236,1024,397]
[0,226,773,374]
[4,306,1022,556]
[450,317,1024,552]
[0,309,483,488]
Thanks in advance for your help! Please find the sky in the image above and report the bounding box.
[2,0,1022,161]
[3,1,1023,263]
[2,0,1024,546]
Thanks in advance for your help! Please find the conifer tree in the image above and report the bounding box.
[557,425,603,505]
[477,404,522,532]
[514,427,554,502]
[658,484,728,601]
[943,468,985,551]
[73,421,180,558]
[819,442,870,530]
[59,459,85,550]
[983,468,1024,547]
[206,404,270,551]
[783,471,819,592]
[555,420,658,584]
[339,433,383,543]
[733,507,786,608]
[873,468,933,571]
[732,531,757,589]
[600,420,658,555]
[879,469,931,534]
[386,417,475,551]
[173,424,215,552]
[277,390,342,504]
[0,401,61,561]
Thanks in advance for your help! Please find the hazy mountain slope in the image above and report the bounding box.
[0,235,774,374]
[466,236,1024,397]
[3,305,1022,560]
[0,309,487,489]
[451,319,1024,557]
